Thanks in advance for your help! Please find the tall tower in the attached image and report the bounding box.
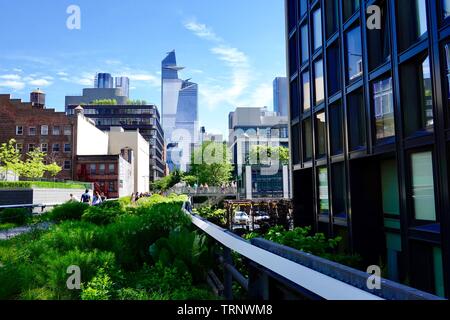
[161,50,199,172]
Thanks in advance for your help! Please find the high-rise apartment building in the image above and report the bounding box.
[286,0,450,297]
[273,77,289,117]
[161,50,199,171]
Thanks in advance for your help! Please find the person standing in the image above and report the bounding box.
[81,189,91,205]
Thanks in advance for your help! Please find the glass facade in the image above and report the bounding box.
[287,0,449,297]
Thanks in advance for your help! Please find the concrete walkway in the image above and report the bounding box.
[0,222,52,240]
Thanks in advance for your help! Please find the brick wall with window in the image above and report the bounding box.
[0,94,75,180]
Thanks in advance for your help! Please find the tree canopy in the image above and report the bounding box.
[189,142,233,186]
[0,139,63,180]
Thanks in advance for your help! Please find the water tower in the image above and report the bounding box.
[30,88,46,108]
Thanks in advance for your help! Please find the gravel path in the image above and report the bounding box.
[0,222,52,240]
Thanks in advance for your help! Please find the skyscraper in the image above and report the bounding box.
[115,77,130,98]
[95,73,114,89]
[273,77,288,117]
[161,50,199,171]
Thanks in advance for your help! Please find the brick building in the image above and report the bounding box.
[76,154,133,199]
[0,94,75,180]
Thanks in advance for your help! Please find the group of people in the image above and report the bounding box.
[69,189,107,206]
[130,192,153,203]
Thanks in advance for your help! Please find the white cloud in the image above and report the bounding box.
[0,80,26,90]
[105,59,122,65]
[57,71,69,77]
[184,20,223,42]
[0,74,21,81]
[183,19,268,111]
[12,68,23,73]
[28,79,52,87]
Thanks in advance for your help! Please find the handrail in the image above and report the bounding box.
[183,202,443,300]
[183,203,382,300]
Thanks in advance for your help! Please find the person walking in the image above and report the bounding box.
[81,189,91,205]
[69,194,79,202]
[92,191,103,206]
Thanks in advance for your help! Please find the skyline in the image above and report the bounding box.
[0,0,287,136]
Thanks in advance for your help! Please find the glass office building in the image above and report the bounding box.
[161,50,199,171]
[286,0,450,297]
[95,73,114,89]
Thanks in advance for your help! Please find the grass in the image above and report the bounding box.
[0,181,90,190]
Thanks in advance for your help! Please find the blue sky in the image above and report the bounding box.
[0,0,286,135]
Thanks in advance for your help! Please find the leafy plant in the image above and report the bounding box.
[82,206,122,225]
[194,206,227,227]
[149,228,211,282]
[81,268,114,300]
[0,208,30,225]
[49,202,89,222]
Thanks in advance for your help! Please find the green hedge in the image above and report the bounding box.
[0,181,89,190]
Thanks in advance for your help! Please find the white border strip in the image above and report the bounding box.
[189,213,383,300]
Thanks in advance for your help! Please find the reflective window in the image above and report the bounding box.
[367,0,391,70]
[373,77,395,141]
[325,0,339,39]
[411,151,436,221]
[289,33,298,76]
[303,117,313,160]
[401,54,434,136]
[329,103,343,155]
[343,0,361,22]
[346,26,363,82]
[445,44,450,98]
[313,8,323,51]
[301,24,309,64]
[314,59,325,105]
[302,71,311,112]
[299,0,308,18]
[444,0,450,20]
[318,167,329,216]
[397,0,428,51]
[29,127,36,136]
[348,89,366,150]
[327,43,341,96]
[315,111,327,158]
[332,163,347,219]
[290,79,300,119]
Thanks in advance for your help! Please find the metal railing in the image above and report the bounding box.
[182,201,444,300]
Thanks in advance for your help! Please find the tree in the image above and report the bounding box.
[0,139,23,180]
[21,148,48,179]
[189,142,233,186]
[46,162,62,180]
[248,145,290,166]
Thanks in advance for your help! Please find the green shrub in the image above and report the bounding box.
[0,181,88,190]
[149,228,212,282]
[27,221,101,255]
[81,268,114,300]
[118,196,131,207]
[35,249,116,299]
[49,202,89,222]
[116,288,151,300]
[19,288,55,300]
[99,200,122,210]
[98,204,191,270]
[82,206,122,225]
[0,208,30,225]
